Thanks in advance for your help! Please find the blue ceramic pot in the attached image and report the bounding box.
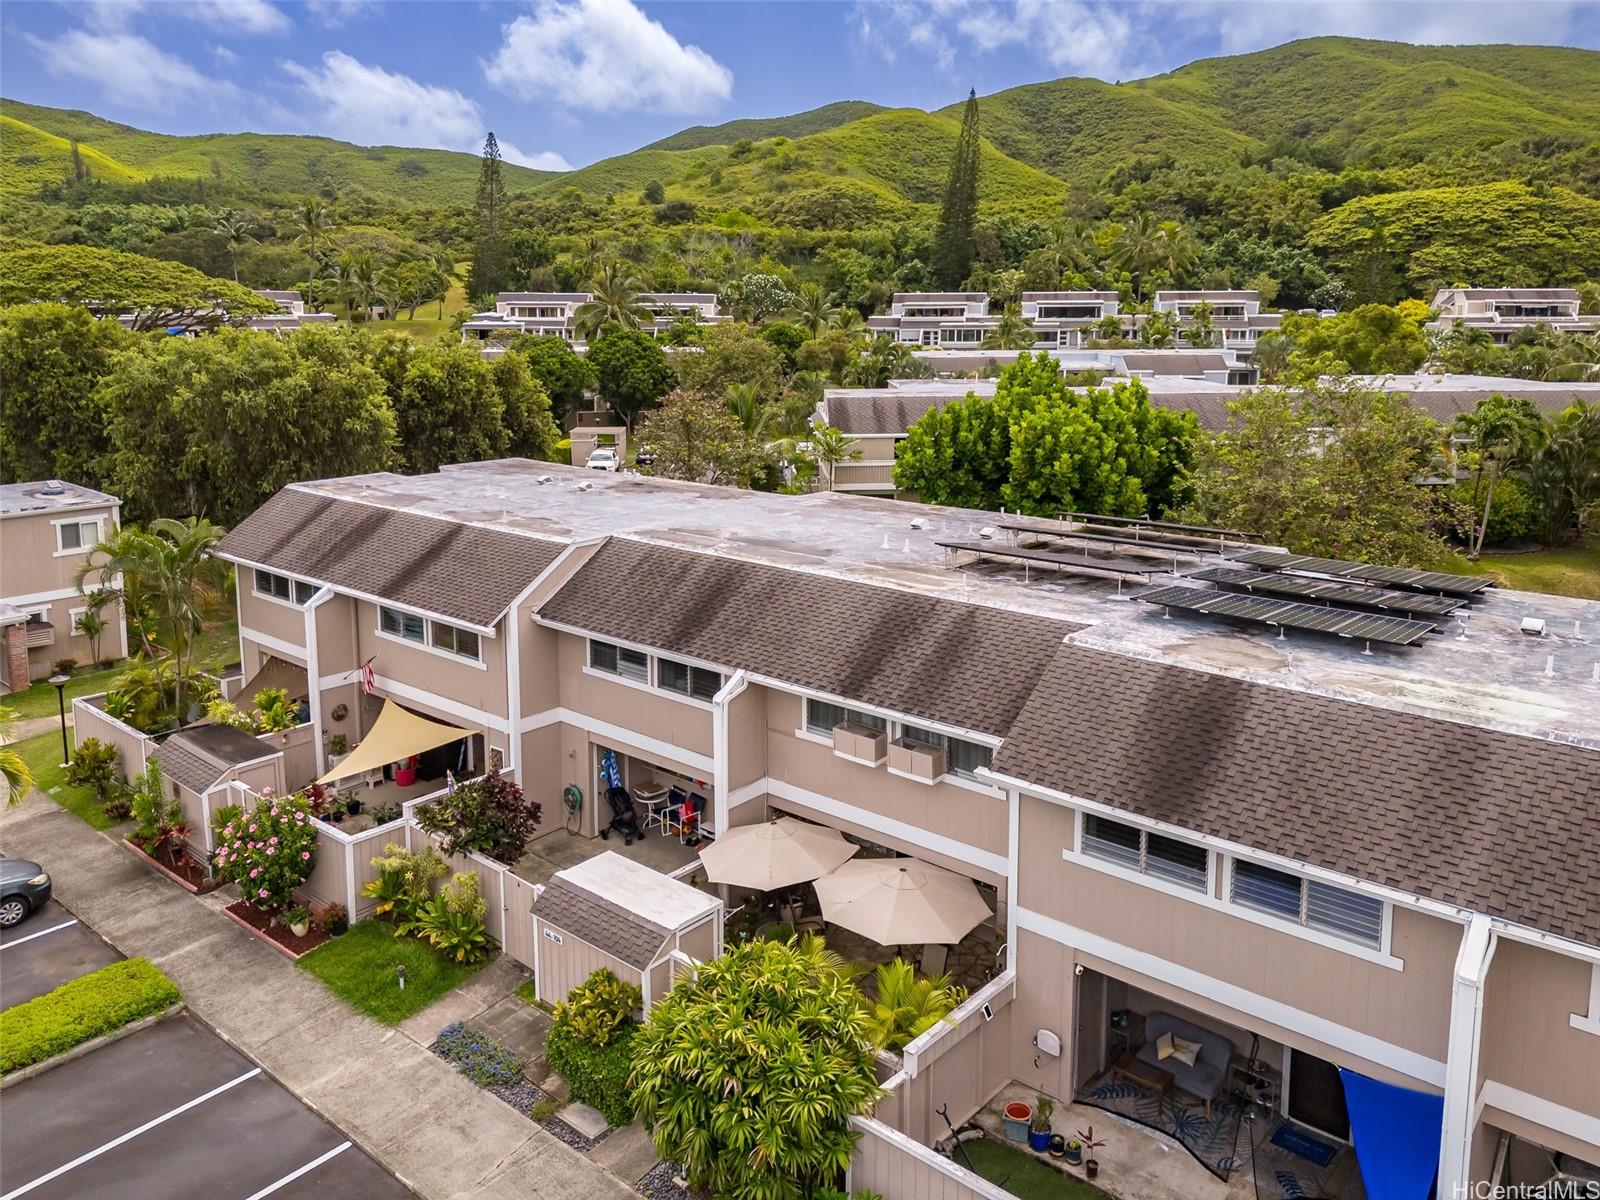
[1028,1127,1051,1152]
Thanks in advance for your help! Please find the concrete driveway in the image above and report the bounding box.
[1,1015,417,1200]
[0,898,120,1009]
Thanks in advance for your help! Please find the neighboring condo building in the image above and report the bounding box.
[1020,291,1122,349]
[216,460,1599,1192]
[245,290,337,334]
[1152,289,1283,355]
[867,292,997,348]
[0,480,126,692]
[461,291,725,353]
[1428,288,1599,346]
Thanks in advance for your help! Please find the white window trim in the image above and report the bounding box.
[1571,964,1600,1036]
[581,663,714,712]
[374,619,488,671]
[653,655,724,706]
[52,515,104,557]
[251,568,312,610]
[887,765,937,787]
[1061,810,1401,970]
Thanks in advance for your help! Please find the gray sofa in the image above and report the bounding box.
[1135,1011,1231,1113]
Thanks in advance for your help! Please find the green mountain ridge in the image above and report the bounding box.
[642,100,888,152]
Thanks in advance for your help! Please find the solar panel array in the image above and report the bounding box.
[1058,512,1260,541]
[936,540,1164,578]
[1135,584,1437,647]
[1187,566,1466,619]
[1230,550,1494,598]
[998,520,1222,558]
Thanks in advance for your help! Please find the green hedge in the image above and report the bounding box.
[0,958,180,1075]
[545,1020,636,1126]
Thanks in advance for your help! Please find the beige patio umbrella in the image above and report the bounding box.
[697,817,858,889]
[812,857,991,945]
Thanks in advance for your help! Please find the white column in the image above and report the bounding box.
[709,670,749,836]
[304,587,334,777]
[1439,913,1495,1192]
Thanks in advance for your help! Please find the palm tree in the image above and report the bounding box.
[829,306,868,341]
[1519,401,1599,546]
[809,422,861,491]
[75,525,161,657]
[1109,213,1162,301]
[573,261,649,340]
[214,211,257,282]
[1456,396,1545,558]
[293,198,336,310]
[335,250,379,321]
[787,283,837,337]
[1,706,36,806]
[982,306,1036,350]
[1153,221,1199,286]
[430,248,460,319]
[859,959,966,1052]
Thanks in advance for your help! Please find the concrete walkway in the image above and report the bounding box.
[0,793,636,1200]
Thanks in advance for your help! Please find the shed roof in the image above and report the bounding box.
[153,723,277,795]
[533,876,672,970]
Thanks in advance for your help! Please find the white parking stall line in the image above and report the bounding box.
[0,920,78,950]
[240,1141,352,1200]
[0,1068,263,1200]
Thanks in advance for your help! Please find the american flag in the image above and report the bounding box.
[445,769,456,796]
[360,657,376,695]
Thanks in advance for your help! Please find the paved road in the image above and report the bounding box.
[0,898,416,1200]
[0,898,120,1009]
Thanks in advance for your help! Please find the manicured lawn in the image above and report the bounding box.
[1466,539,1600,601]
[297,920,490,1025]
[9,730,113,828]
[959,1137,1106,1199]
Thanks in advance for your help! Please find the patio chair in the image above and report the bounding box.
[919,943,948,977]
[598,785,642,845]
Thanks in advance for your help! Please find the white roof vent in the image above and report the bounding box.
[536,475,555,485]
[978,526,996,540]
[40,480,66,496]
[909,517,928,530]
[575,481,594,492]
[1520,617,1546,637]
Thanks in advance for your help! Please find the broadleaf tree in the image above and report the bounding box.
[587,327,676,429]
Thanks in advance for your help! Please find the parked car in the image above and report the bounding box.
[0,858,51,928]
[633,444,657,468]
[585,448,620,472]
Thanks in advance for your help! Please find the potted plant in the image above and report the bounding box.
[346,797,364,817]
[315,903,348,936]
[1048,1133,1065,1158]
[285,904,312,938]
[394,755,418,787]
[1077,1126,1106,1179]
[329,734,349,765]
[1064,1136,1083,1166]
[1028,1094,1053,1152]
[1001,1099,1033,1143]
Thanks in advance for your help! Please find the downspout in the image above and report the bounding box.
[710,669,749,838]
[1438,913,1495,1192]
[506,608,522,783]
[303,586,334,777]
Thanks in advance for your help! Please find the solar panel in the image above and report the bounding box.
[1229,550,1494,598]
[997,521,1224,558]
[936,540,1164,578]
[1135,584,1436,647]
[1057,512,1261,541]
[1187,566,1464,619]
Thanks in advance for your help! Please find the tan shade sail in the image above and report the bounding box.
[236,655,309,702]
[315,699,470,785]
[812,857,991,945]
[697,817,857,889]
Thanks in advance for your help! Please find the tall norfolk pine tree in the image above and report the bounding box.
[468,132,508,301]
[932,89,980,289]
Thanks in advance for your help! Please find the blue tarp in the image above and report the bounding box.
[1338,1069,1444,1200]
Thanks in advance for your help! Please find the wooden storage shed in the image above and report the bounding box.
[151,723,287,858]
[530,851,722,1011]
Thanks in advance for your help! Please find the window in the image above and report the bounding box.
[589,638,647,683]
[1082,814,1208,891]
[1231,860,1383,949]
[657,656,721,702]
[56,518,102,553]
[947,737,992,780]
[900,725,946,750]
[804,699,885,737]
[379,606,425,643]
[429,622,480,661]
[254,570,318,606]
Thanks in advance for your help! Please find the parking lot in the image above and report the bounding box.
[0,902,417,1200]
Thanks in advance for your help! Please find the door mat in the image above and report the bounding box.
[1270,1122,1337,1167]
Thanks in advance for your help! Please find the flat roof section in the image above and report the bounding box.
[0,479,119,517]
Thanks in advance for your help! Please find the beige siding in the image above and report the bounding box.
[536,922,644,1007]
[555,632,714,759]
[850,1118,1009,1200]
[502,873,538,969]
[764,691,1007,872]
[1480,938,1600,1121]
[677,916,717,963]
[238,588,309,651]
[301,828,351,912]
[72,697,155,782]
[726,684,768,797]
[1017,793,1457,1063]
[896,984,1017,1144]
[1,504,118,598]
[348,822,405,920]
[352,599,509,719]
[273,723,319,791]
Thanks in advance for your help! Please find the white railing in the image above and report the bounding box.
[848,1114,1014,1200]
[72,693,158,782]
[901,969,1016,1079]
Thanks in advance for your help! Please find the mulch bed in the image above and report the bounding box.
[635,1160,699,1199]
[123,838,217,894]
[428,1043,608,1151]
[222,900,332,959]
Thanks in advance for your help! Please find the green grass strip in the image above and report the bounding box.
[1,957,180,1075]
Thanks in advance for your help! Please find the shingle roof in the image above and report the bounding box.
[154,723,276,795]
[216,487,562,628]
[540,538,1079,736]
[1117,352,1232,375]
[993,644,1600,945]
[827,392,947,436]
[532,876,670,969]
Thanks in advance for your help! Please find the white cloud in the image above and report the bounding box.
[27,29,231,108]
[498,142,574,172]
[850,0,1591,83]
[484,0,733,115]
[81,0,292,36]
[213,44,240,65]
[304,0,379,28]
[281,50,570,169]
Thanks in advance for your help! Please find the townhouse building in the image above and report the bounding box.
[0,480,126,692]
[868,293,998,348]
[1019,291,1122,349]
[460,291,725,353]
[1152,289,1283,356]
[216,461,1599,1194]
[1428,287,1599,346]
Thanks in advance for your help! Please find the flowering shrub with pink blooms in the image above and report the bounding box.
[212,790,319,910]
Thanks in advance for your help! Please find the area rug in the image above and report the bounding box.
[1271,1121,1338,1167]
[1078,1072,1244,1179]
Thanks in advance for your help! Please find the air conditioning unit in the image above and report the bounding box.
[1521,617,1546,637]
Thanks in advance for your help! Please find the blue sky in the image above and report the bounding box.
[4,0,1598,171]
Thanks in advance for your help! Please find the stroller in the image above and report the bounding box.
[598,786,642,845]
